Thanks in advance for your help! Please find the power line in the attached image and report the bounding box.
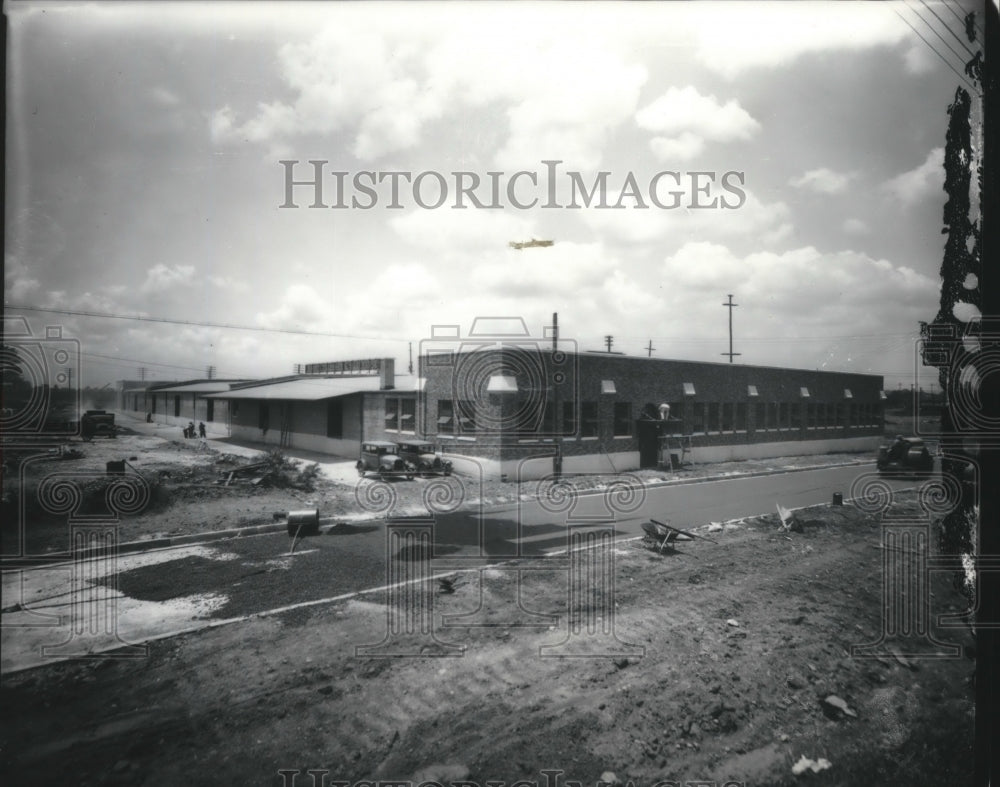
[893,5,979,93]
[6,304,406,343]
[914,0,978,57]
[907,0,978,66]
[941,0,983,37]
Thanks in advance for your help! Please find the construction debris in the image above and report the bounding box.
[792,755,832,775]
[777,503,804,533]
[641,518,718,553]
[822,694,857,718]
[218,461,270,487]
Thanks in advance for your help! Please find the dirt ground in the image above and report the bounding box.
[1,417,974,785]
[0,488,975,786]
[1,426,872,554]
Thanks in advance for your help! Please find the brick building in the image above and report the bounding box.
[203,359,415,456]
[416,346,884,480]
[120,380,250,437]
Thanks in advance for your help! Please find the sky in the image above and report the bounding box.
[3,0,986,390]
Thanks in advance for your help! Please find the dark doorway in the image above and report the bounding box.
[637,419,660,468]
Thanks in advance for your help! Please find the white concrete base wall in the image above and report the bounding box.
[686,436,879,464]
[228,424,358,459]
[442,436,879,482]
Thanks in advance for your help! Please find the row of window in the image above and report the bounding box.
[127,394,215,422]
[406,399,882,438]
[671,401,882,434]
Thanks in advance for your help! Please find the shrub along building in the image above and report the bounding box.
[415,347,885,481]
[202,358,415,456]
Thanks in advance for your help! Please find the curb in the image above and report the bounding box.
[4,459,873,568]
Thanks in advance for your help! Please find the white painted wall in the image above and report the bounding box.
[441,436,879,482]
[228,423,358,459]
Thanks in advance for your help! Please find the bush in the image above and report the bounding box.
[254,449,321,492]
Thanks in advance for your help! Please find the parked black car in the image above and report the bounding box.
[356,441,415,480]
[396,440,453,477]
[876,436,934,475]
[80,410,117,441]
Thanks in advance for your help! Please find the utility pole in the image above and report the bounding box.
[605,335,614,353]
[551,312,559,351]
[64,366,72,390]
[721,294,741,363]
[138,366,147,382]
[646,340,655,357]
[206,365,216,380]
[408,342,413,375]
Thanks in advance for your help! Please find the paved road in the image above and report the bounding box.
[2,463,915,672]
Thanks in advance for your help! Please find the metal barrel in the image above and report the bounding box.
[287,509,320,537]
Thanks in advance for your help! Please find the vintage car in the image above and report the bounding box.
[876,436,934,475]
[356,441,415,480]
[395,440,453,477]
[80,410,117,441]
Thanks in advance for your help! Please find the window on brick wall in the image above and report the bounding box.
[755,402,767,431]
[437,400,454,433]
[400,398,415,433]
[721,402,734,432]
[613,402,631,437]
[692,402,706,433]
[790,402,803,429]
[581,401,599,437]
[806,403,817,429]
[707,402,720,433]
[327,399,343,438]
[385,397,398,431]
[735,402,747,431]
[562,401,576,435]
[457,399,475,434]
[258,404,270,432]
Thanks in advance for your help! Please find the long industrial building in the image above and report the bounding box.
[114,344,886,480]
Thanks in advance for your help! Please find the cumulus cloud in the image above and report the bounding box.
[581,186,791,247]
[255,283,333,331]
[3,255,41,302]
[687,3,909,79]
[882,148,944,206]
[789,167,856,195]
[141,264,196,292]
[211,12,647,167]
[636,86,760,161]
[652,242,938,370]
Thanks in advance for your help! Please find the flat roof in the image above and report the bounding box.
[205,375,414,401]
[148,381,250,394]
[423,348,883,380]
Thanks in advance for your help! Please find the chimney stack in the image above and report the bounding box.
[380,358,395,390]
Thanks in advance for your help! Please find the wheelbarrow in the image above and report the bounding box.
[640,518,718,553]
